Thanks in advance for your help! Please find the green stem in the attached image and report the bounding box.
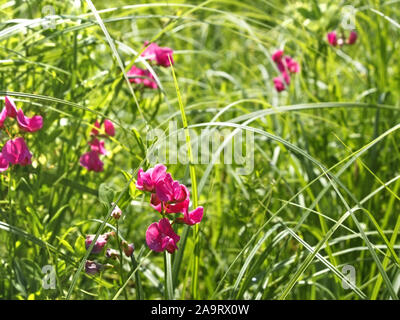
[164,251,174,299]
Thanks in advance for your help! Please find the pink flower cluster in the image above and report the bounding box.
[0,96,43,172]
[327,30,357,47]
[80,119,115,172]
[271,50,300,92]
[137,164,204,254]
[127,42,174,90]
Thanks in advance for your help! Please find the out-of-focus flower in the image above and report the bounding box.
[85,233,113,254]
[284,56,300,73]
[105,248,120,259]
[90,120,101,136]
[327,31,338,46]
[79,151,104,172]
[2,137,32,166]
[16,109,43,132]
[0,153,9,172]
[273,77,285,92]
[142,42,174,67]
[110,202,122,220]
[136,164,167,192]
[0,108,7,128]
[146,218,180,254]
[89,138,107,155]
[85,260,103,275]
[122,241,135,257]
[104,119,115,137]
[347,31,358,45]
[272,50,284,63]
[4,96,18,118]
[127,66,158,89]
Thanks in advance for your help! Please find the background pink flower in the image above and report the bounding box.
[16,109,43,132]
[2,137,32,166]
[79,151,104,172]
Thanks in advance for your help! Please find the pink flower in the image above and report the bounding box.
[136,164,167,192]
[0,108,7,128]
[88,138,107,155]
[146,218,180,254]
[85,234,109,254]
[91,120,101,136]
[177,206,204,226]
[272,50,284,63]
[16,109,43,132]
[0,153,9,172]
[127,66,157,89]
[273,77,285,92]
[284,56,300,73]
[110,202,122,220]
[104,119,115,137]
[142,42,174,67]
[79,151,104,172]
[2,137,32,166]
[4,96,17,118]
[282,71,290,85]
[327,31,338,46]
[347,31,357,45]
[122,241,135,257]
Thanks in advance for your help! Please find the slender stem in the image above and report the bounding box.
[164,251,174,299]
[116,221,128,300]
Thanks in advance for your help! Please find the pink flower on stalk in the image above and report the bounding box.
[2,137,32,166]
[327,31,338,46]
[79,151,104,172]
[146,218,180,254]
[176,206,204,226]
[272,50,284,63]
[88,138,107,155]
[0,108,7,128]
[90,120,101,136]
[103,119,115,137]
[16,109,43,132]
[0,153,9,172]
[4,96,17,118]
[284,56,300,73]
[273,77,285,92]
[85,234,109,254]
[127,66,158,89]
[136,164,167,192]
[142,42,174,67]
[347,31,357,45]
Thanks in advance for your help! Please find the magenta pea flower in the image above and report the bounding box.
[0,153,9,172]
[79,150,104,172]
[16,109,43,132]
[273,77,285,92]
[146,218,180,254]
[142,42,174,67]
[88,138,107,155]
[136,164,167,192]
[327,31,338,46]
[91,120,101,136]
[284,56,300,73]
[272,50,284,63]
[5,96,17,118]
[104,119,115,137]
[176,206,204,226]
[2,137,32,166]
[347,31,357,45]
[0,108,7,128]
[127,66,158,89]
